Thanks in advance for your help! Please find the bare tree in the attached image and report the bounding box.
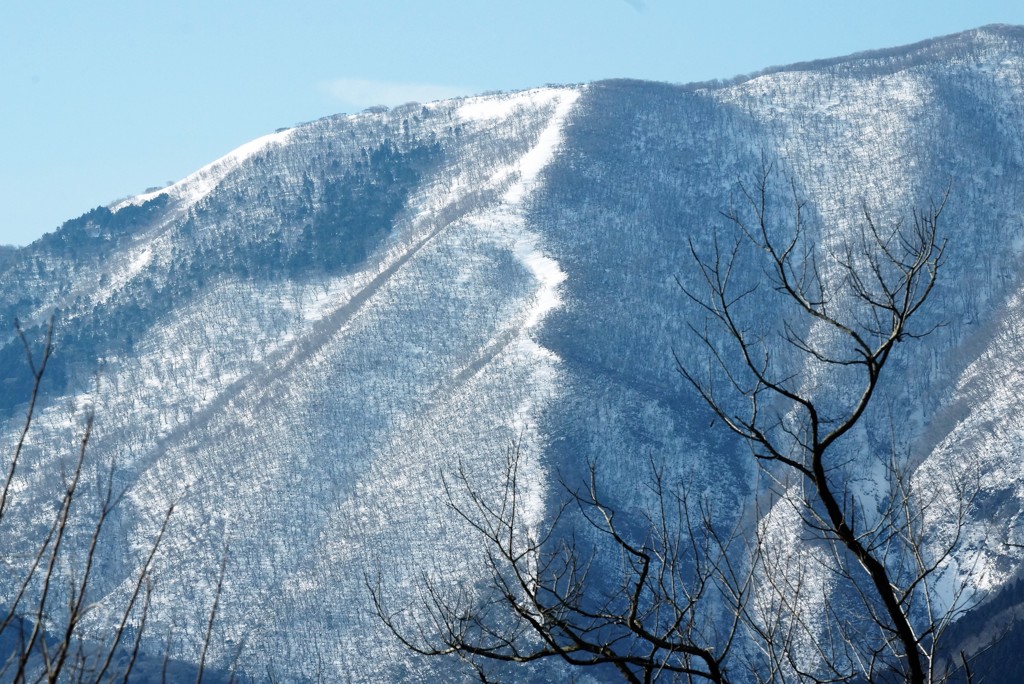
[369,440,750,683]
[0,319,165,682]
[0,320,227,683]
[373,162,978,683]
[677,162,973,683]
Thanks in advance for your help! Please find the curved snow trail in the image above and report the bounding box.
[506,98,575,331]
[441,90,580,399]
[440,89,581,538]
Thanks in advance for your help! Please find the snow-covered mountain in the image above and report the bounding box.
[3,24,1024,681]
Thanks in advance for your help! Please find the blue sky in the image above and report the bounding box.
[3,1,1023,246]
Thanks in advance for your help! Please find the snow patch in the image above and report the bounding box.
[93,246,153,304]
[516,242,566,329]
[129,246,153,274]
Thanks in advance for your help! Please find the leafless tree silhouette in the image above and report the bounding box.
[372,162,981,683]
[1,320,227,683]
[677,162,972,683]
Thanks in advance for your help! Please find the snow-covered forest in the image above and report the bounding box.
[3,24,1024,682]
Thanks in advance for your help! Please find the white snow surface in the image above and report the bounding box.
[501,91,577,330]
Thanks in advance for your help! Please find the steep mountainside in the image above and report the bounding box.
[3,24,1024,681]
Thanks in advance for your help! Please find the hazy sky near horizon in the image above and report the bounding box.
[3,1,1023,246]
